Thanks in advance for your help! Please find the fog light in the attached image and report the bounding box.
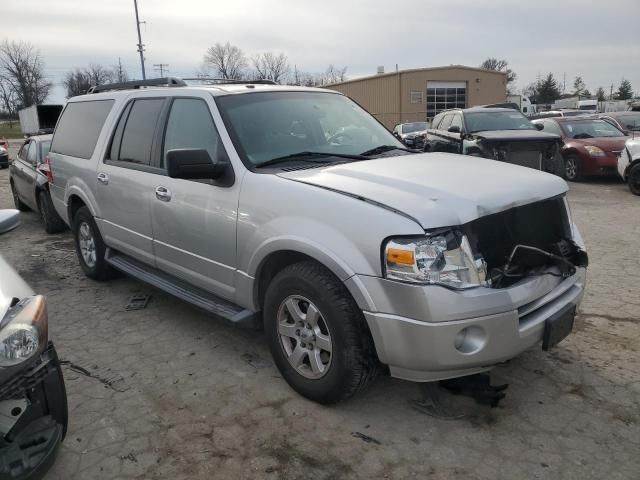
[454,326,486,354]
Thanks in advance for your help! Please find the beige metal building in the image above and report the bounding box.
[326,65,508,130]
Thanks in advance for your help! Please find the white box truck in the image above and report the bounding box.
[18,104,63,136]
[507,95,536,115]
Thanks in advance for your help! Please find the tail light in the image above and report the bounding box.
[40,156,55,184]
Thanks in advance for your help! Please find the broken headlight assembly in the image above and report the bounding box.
[0,295,48,367]
[384,231,488,289]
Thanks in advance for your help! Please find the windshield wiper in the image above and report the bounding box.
[359,145,416,156]
[255,151,366,168]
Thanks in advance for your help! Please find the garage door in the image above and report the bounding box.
[426,81,466,120]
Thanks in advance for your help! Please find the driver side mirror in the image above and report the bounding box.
[535,123,544,131]
[166,149,227,180]
[448,125,461,133]
[0,209,20,235]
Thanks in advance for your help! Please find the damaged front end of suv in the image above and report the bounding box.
[0,213,67,480]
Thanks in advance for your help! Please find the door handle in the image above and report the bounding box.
[97,172,109,185]
[155,186,172,202]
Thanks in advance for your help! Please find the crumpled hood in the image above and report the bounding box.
[470,130,560,142]
[278,153,568,229]
[0,256,33,320]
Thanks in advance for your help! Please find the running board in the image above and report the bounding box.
[106,251,258,328]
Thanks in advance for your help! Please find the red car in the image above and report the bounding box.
[532,117,628,181]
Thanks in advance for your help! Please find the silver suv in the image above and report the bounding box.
[47,78,588,403]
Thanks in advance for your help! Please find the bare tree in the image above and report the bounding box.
[203,42,247,80]
[62,64,115,98]
[0,40,52,107]
[252,52,290,84]
[324,65,348,84]
[480,57,517,92]
[0,78,18,126]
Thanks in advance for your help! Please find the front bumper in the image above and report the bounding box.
[0,343,67,480]
[358,267,586,383]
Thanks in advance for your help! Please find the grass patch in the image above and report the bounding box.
[0,122,23,139]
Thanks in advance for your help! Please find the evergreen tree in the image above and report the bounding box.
[536,73,562,104]
[616,79,633,100]
[595,87,606,102]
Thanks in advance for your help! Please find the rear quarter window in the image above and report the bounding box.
[50,99,115,159]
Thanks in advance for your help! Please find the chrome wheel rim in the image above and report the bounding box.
[565,157,577,179]
[277,295,332,379]
[78,222,97,268]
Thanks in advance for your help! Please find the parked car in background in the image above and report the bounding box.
[597,112,640,136]
[392,121,428,149]
[47,78,588,403]
[532,117,629,181]
[9,135,67,233]
[618,138,640,195]
[529,110,590,120]
[0,209,68,480]
[0,144,8,169]
[424,107,564,175]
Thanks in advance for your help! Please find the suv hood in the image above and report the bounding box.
[469,130,560,141]
[278,153,568,229]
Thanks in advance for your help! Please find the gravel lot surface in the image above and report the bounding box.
[1,140,638,479]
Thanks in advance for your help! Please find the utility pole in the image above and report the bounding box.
[117,57,125,82]
[610,84,614,100]
[153,64,169,77]
[133,0,146,80]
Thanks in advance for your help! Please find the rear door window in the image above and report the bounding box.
[118,99,164,165]
[50,100,114,159]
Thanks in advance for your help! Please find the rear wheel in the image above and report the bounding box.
[564,155,581,181]
[628,163,640,196]
[37,190,67,234]
[264,261,378,403]
[72,206,114,280]
[10,181,29,211]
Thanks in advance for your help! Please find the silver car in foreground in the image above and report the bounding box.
[47,78,587,403]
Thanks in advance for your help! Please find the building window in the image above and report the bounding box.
[410,90,423,104]
[426,81,466,120]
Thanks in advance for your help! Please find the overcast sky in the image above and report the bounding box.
[3,0,639,102]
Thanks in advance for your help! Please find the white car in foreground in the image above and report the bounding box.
[618,138,640,195]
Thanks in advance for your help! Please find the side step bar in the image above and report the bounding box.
[105,250,258,328]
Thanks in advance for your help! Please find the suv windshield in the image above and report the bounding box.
[402,122,427,134]
[561,119,626,138]
[216,91,404,166]
[464,111,535,133]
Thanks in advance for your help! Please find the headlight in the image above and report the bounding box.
[584,145,605,157]
[384,231,488,289]
[0,147,6,155]
[0,295,48,367]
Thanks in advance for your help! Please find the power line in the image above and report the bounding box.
[153,63,169,77]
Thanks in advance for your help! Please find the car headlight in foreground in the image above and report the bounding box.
[384,231,488,289]
[0,295,48,367]
[584,145,605,157]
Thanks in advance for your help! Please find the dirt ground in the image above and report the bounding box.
[1,141,638,479]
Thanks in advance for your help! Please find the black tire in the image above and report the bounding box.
[564,155,582,181]
[10,180,29,211]
[628,163,640,196]
[264,261,378,404]
[72,206,114,280]
[38,190,67,234]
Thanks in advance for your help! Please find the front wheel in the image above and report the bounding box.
[264,261,378,403]
[628,163,640,196]
[564,155,581,181]
[72,206,114,280]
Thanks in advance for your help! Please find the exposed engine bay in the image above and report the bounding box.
[462,196,588,288]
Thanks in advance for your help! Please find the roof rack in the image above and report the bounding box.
[181,77,277,85]
[88,77,187,94]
